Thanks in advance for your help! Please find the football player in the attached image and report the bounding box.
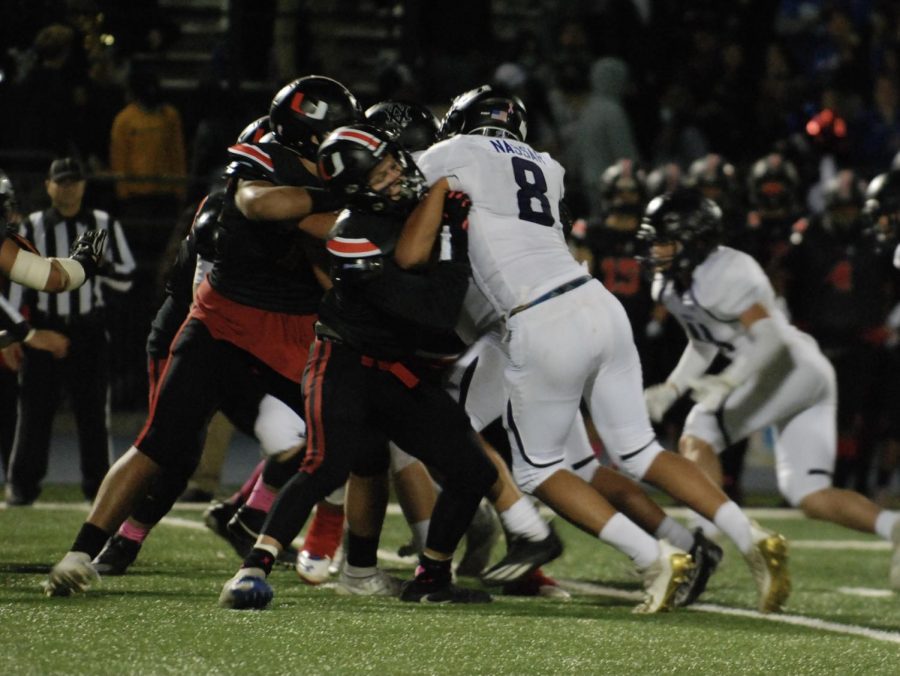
[641,188,900,591]
[43,75,361,597]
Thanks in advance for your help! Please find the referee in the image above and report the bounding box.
[5,158,135,506]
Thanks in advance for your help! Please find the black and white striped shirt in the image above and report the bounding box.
[8,207,135,319]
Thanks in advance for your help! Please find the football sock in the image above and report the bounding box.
[303,501,345,557]
[416,553,451,585]
[243,544,279,577]
[231,460,264,504]
[346,532,379,569]
[713,501,754,554]
[71,522,112,559]
[599,513,660,569]
[875,510,900,541]
[245,482,277,513]
[654,516,695,552]
[500,497,550,542]
[118,519,150,544]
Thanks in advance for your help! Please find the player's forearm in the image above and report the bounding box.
[395,179,450,269]
[235,183,316,221]
[667,340,718,395]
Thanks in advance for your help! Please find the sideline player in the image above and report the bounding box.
[641,188,900,589]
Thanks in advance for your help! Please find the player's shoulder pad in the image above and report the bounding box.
[327,210,396,259]
[693,247,769,318]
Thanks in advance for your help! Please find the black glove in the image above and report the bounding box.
[69,229,108,278]
[441,190,471,262]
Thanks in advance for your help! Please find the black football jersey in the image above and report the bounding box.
[317,209,470,361]
[211,141,325,313]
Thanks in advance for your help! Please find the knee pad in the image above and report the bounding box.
[254,394,307,456]
[682,405,726,453]
[777,465,832,507]
[608,438,666,482]
[512,460,566,495]
[443,450,497,497]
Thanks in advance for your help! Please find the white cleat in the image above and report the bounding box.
[633,540,693,614]
[42,552,100,597]
[334,568,403,597]
[296,550,333,585]
[889,520,900,590]
[745,522,791,613]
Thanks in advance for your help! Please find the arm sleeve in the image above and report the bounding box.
[364,261,471,332]
[666,338,718,395]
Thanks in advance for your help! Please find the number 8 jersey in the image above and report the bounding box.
[417,135,586,316]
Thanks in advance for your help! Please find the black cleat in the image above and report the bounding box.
[92,534,142,576]
[456,501,500,577]
[224,508,298,567]
[480,525,563,585]
[673,529,723,607]
[204,501,238,541]
[400,577,493,604]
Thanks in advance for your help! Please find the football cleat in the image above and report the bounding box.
[92,534,142,576]
[456,500,501,577]
[296,550,333,585]
[43,551,100,597]
[481,525,563,585]
[673,529,723,607]
[218,568,273,609]
[334,568,403,597]
[889,520,900,590]
[203,500,238,541]
[745,522,791,613]
[502,567,571,599]
[633,540,694,614]
[400,577,493,604]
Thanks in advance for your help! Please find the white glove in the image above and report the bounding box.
[644,382,680,423]
[688,374,737,412]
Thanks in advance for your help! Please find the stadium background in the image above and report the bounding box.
[2,0,899,498]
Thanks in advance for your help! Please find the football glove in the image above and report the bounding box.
[688,374,738,412]
[644,382,680,423]
[69,229,108,278]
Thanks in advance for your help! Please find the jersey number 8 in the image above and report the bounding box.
[512,158,554,227]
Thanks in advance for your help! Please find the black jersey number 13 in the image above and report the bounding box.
[512,157,554,226]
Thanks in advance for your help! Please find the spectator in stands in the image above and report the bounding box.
[12,23,86,156]
[109,66,187,223]
[571,57,640,220]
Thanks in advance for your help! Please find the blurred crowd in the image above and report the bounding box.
[2,0,900,501]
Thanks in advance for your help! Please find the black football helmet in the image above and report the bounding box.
[599,159,646,221]
[0,169,17,222]
[864,170,900,242]
[269,76,362,161]
[646,162,685,199]
[748,152,799,216]
[236,115,270,145]
[687,154,738,210]
[637,188,723,279]
[317,124,426,215]
[364,101,439,153]
[822,169,865,237]
[440,85,528,141]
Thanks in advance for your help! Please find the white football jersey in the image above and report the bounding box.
[654,246,807,358]
[417,134,584,316]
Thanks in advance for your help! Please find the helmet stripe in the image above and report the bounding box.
[327,237,383,257]
[229,144,274,171]
[333,129,382,152]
